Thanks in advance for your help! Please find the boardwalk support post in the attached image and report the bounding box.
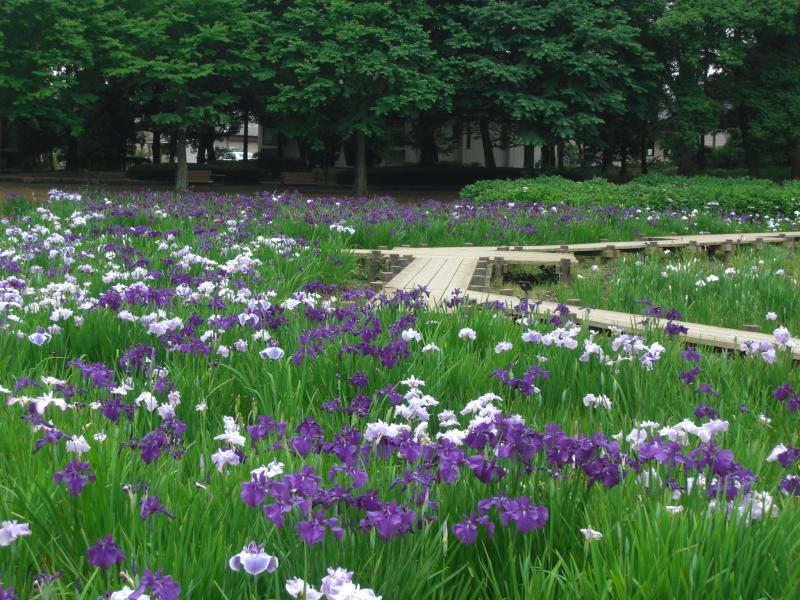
[559,257,571,285]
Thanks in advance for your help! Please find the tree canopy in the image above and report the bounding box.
[1,0,799,186]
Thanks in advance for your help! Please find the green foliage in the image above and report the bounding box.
[460,174,800,213]
[102,0,269,136]
[0,0,98,133]
[435,0,655,146]
[1,0,799,179]
[265,0,446,141]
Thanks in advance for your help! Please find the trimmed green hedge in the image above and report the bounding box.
[127,162,263,184]
[460,174,800,213]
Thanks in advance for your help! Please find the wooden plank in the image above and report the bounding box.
[366,247,577,265]
[427,257,478,305]
[522,230,800,254]
[463,291,800,360]
[447,257,479,292]
[384,257,432,291]
[409,256,450,289]
[355,231,800,258]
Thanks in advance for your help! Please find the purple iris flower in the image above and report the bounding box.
[129,568,180,600]
[32,571,62,586]
[33,428,65,453]
[53,459,95,496]
[297,510,343,545]
[682,346,701,362]
[500,497,549,533]
[779,476,800,496]
[360,502,416,541]
[644,305,664,317]
[452,512,495,544]
[776,446,800,468]
[347,371,369,388]
[241,473,269,508]
[680,367,702,385]
[694,405,719,419]
[694,384,719,396]
[140,496,176,520]
[772,383,800,411]
[664,321,688,336]
[87,535,125,569]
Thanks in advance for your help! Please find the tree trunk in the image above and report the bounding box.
[479,119,495,168]
[169,133,177,163]
[676,144,697,175]
[175,131,188,192]
[298,140,309,166]
[152,130,161,164]
[792,138,800,180]
[696,135,706,170]
[540,145,551,169]
[243,110,249,161]
[600,145,613,172]
[197,138,206,165]
[557,141,565,170]
[618,126,629,177]
[419,130,438,166]
[66,136,80,171]
[737,106,760,177]
[640,120,648,174]
[601,123,615,173]
[354,130,368,196]
[206,136,215,162]
[601,148,613,172]
[523,144,535,172]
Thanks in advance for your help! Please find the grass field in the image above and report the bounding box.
[1,191,799,599]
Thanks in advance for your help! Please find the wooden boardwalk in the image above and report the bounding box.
[464,292,800,360]
[530,231,800,254]
[384,255,478,305]
[352,247,578,264]
[366,247,578,306]
[355,229,800,358]
[352,230,800,258]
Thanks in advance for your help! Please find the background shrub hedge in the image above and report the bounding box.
[460,174,800,213]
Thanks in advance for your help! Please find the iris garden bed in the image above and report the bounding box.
[500,245,800,334]
[0,190,799,599]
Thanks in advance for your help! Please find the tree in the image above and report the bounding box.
[657,1,728,175]
[598,0,666,176]
[0,0,97,169]
[434,1,653,171]
[266,0,447,195]
[102,0,270,190]
[712,1,800,177]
